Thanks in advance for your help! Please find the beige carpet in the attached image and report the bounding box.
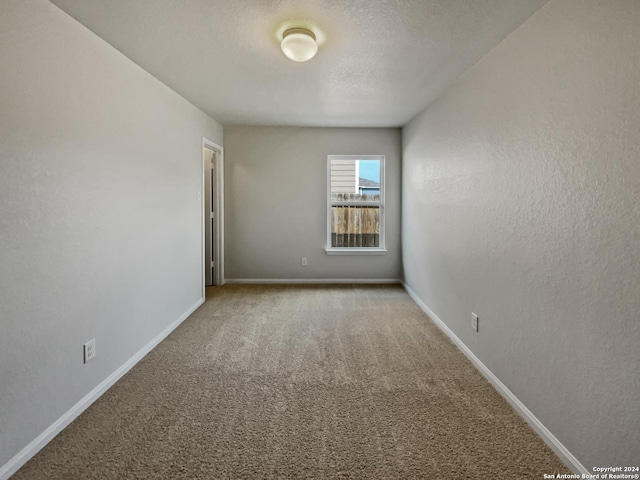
[15,284,570,479]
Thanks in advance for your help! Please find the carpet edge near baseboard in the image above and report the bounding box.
[0,297,205,480]
[401,282,589,476]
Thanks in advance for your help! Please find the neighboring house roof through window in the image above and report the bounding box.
[358,177,380,188]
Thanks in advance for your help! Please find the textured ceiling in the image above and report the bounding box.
[49,0,548,127]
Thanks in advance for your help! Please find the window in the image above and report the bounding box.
[326,155,386,254]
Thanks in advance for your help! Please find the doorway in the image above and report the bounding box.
[203,140,224,289]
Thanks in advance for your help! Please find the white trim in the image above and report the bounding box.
[326,157,332,249]
[201,141,206,298]
[325,248,387,255]
[201,142,209,294]
[216,146,225,286]
[354,160,360,194]
[225,278,402,285]
[0,298,204,480]
[202,138,225,288]
[326,155,384,160]
[402,282,589,476]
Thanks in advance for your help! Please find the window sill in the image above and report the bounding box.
[325,248,387,256]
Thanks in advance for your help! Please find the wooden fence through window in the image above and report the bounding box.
[331,204,380,247]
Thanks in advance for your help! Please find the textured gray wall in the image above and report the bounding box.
[0,0,222,469]
[224,127,402,281]
[402,0,640,469]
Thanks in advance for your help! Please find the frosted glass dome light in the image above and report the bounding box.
[281,28,318,62]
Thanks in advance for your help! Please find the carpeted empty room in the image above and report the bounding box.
[15,285,570,479]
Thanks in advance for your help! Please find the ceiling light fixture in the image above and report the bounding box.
[281,28,318,62]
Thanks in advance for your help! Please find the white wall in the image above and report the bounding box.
[224,127,402,281]
[0,0,222,472]
[402,0,639,470]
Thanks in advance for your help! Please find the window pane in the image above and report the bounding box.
[330,159,380,202]
[331,205,380,247]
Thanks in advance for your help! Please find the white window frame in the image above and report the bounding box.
[326,155,387,255]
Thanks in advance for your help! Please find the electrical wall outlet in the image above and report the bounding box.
[301,257,308,266]
[84,339,96,363]
[471,313,479,332]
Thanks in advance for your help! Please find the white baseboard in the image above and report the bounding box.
[225,278,402,284]
[0,297,205,480]
[402,282,588,476]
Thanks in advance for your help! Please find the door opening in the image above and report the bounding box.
[203,140,224,290]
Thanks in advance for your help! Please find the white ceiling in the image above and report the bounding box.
[49,0,548,127]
